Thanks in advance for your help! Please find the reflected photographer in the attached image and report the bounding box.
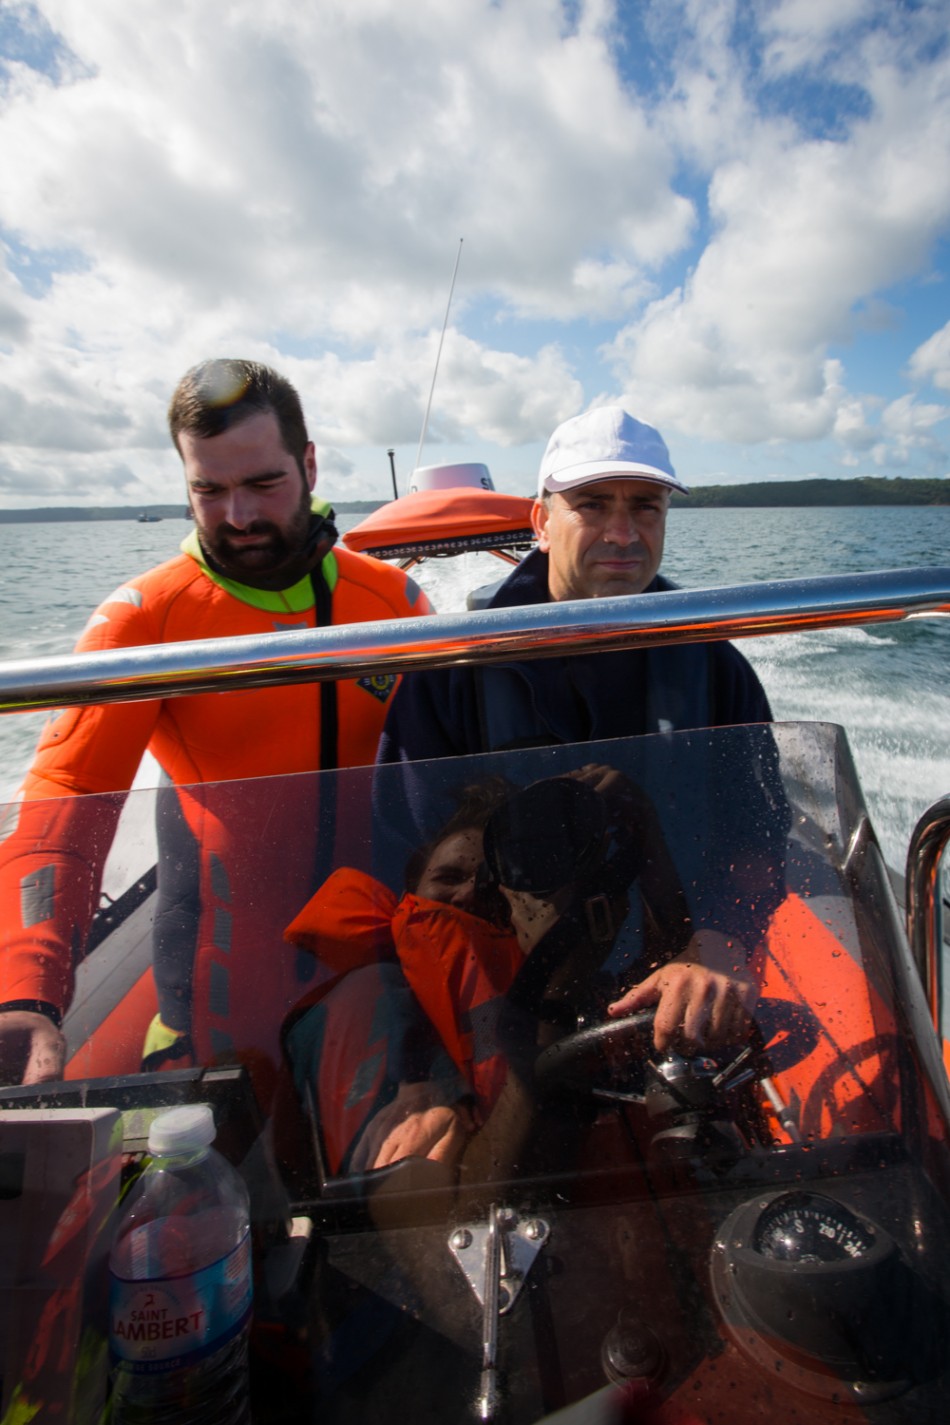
[280,778,520,1175]
[284,763,752,1182]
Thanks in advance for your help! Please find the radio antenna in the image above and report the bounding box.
[414,237,463,475]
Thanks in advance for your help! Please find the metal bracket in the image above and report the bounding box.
[448,1206,549,1314]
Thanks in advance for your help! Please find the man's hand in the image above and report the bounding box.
[0,1010,67,1086]
[606,931,757,1054]
[568,763,657,830]
[371,1103,474,1169]
[351,1080,475,1171]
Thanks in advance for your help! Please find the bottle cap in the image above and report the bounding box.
[148,1103,216,1156]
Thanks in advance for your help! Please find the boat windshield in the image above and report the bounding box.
[1,720,949,1422]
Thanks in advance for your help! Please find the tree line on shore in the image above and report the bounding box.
[672,476,950,508]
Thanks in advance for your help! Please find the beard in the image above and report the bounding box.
[198,483,314,586]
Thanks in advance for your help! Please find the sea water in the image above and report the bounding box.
[1,506,949,874]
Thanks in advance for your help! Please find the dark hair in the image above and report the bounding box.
[167,359,310,472]
[403,776,514,895]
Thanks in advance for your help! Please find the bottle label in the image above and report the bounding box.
[110,1228,251,1373]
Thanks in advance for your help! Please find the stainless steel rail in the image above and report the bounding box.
[0,566,948,714]
[906,797,950,1039]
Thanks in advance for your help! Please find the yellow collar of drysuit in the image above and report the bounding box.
[181,497,339,612]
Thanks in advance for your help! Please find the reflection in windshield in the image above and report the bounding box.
[284,758,744,1182]
[0,723,932,1174]
[2,724,950,1422]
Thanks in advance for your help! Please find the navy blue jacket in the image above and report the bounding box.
[374,551,786,954]
[378,549,773,766]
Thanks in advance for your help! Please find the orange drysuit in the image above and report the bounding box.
[0,517,430,1103]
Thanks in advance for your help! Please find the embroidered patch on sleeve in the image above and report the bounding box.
[357,673,398,703]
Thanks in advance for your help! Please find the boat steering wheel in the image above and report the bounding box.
[534,998,819,1094]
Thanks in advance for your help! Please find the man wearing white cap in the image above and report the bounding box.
[532,405,690,605]
[380,404,771,757]
[377,406,780,1060]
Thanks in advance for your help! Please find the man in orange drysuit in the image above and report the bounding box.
[0,358,430,1106]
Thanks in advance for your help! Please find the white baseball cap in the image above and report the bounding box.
[538,406,689,498]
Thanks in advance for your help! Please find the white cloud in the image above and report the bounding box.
[851,393,949,473]
[0,0,949,501]
[604,13,950,463]
[1,0,691,327]
[284,332,582,449]
[881,392,948,436]
[909,321,950,393]
[758,0,878,78]
[0,254,31,343]
[656,0,784,170]
[832,387,878,452]
[0,0,695,499]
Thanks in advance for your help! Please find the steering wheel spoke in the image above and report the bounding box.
[535,1008,656,1092]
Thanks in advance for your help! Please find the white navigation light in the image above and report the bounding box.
[408,462,495,494]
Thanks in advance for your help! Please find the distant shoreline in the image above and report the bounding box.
[0,476,947,522]
[673,476,950,508]
[0,500,384,524]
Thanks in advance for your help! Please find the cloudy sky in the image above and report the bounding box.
[1,0,949,506]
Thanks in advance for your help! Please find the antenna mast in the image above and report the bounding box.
[414,237,463,475]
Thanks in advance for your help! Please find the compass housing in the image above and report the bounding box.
[711,1189,913,1402]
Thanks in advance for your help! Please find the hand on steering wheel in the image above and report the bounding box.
[608,937,758,1055]
[535,994,819,1096]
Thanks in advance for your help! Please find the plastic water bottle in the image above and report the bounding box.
[108,1103,253,1424]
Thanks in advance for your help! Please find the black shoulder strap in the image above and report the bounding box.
[310,565,339,771]
[308,564,341,908]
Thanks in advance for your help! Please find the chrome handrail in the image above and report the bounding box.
[0,566,947,714]
[907,797,950,1039]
